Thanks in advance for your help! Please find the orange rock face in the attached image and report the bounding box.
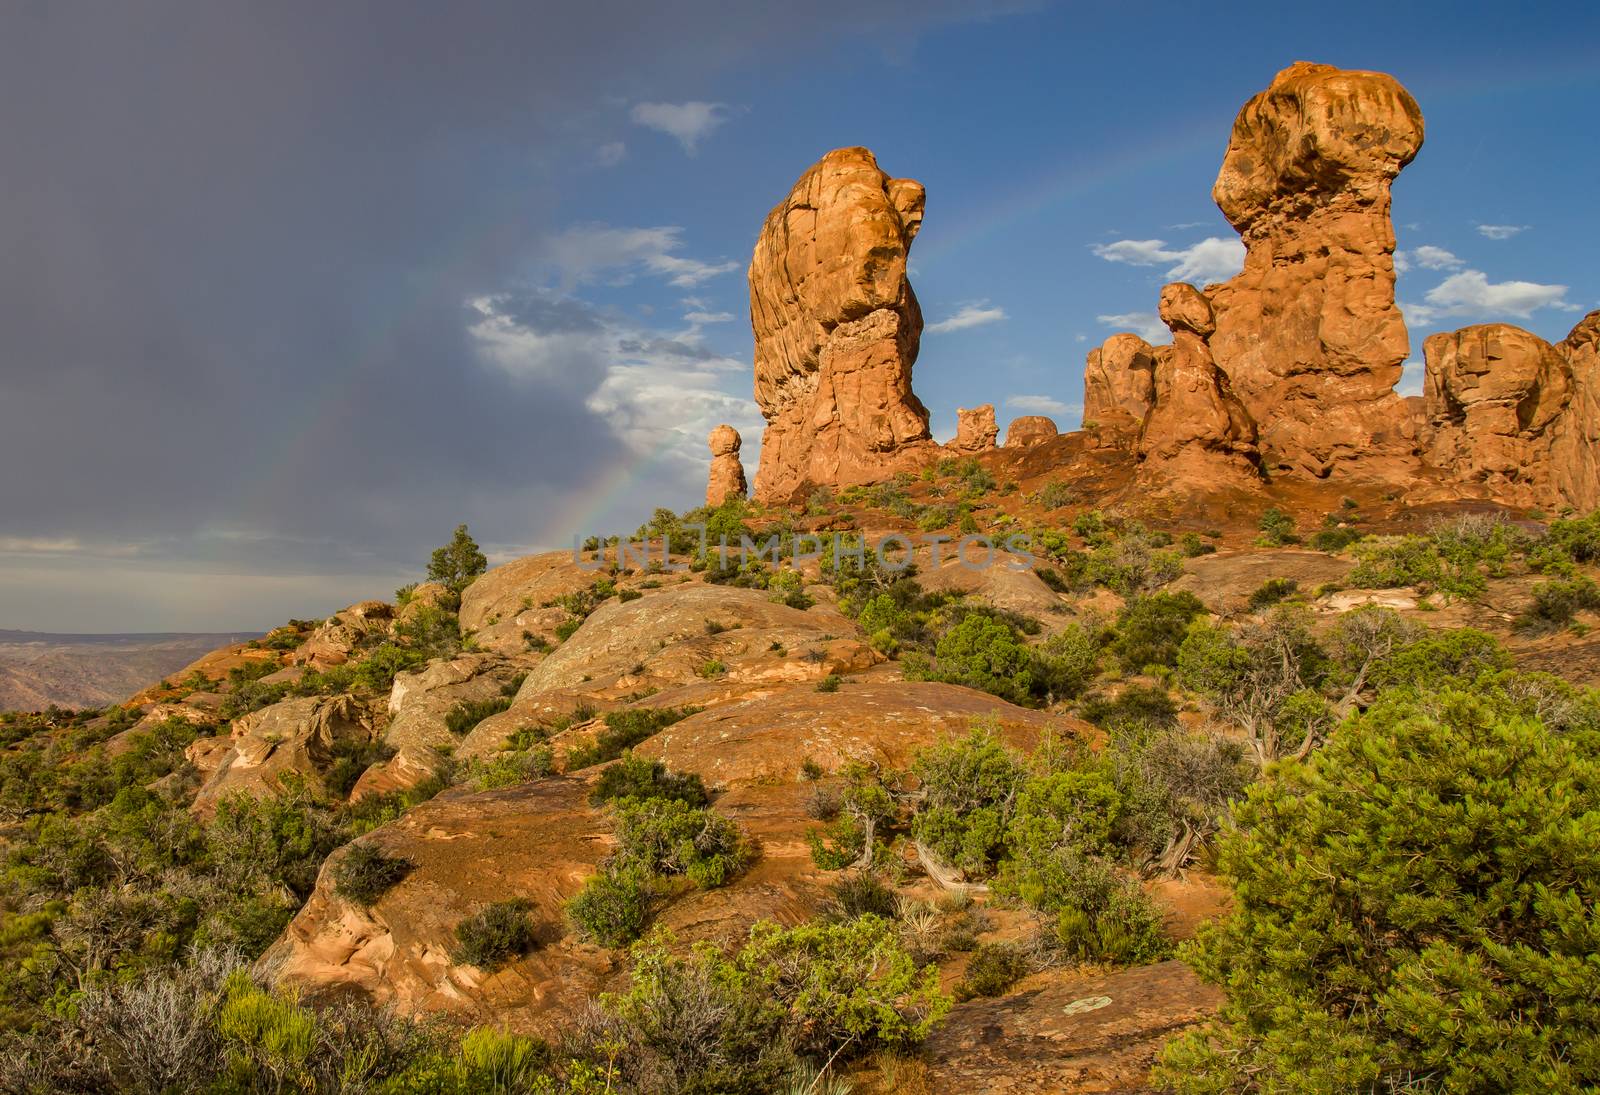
[1205,61,1424,478]
[705,424,748,506]
[1005,415,1058,448]
[950,404,998,453]
[748,147,935,501]
[1136,284,1261,487]
[1084,333,1157,436]
[1552,313,1600,513]
[1422,312,1600,510]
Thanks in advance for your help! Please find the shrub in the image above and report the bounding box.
[1079,683,1179,730]
[1255,508,1298,546]
[1345,533,1442,590]
[911,727,1027,879]
[1031,622,1101,702]
[565,706,698,770]
[914,614,1036,705]
[1531,510,1600,571]
[445,695,512,735]
[822,871,899,921]
[351,643,427,692]
[1000,848,1169,965]
[1369,627,1511,691]
[1247,577,1298,611]
[1309,522,1361,552]
[1159,688,1600,1092]
[1086,536,1183,595]
[1113,591,1206,671]
[955,941,1030,1001]
[737,916,950,1057]
[1179,531,1216,557]
[1005,760,1123,865]
[816,674,841,693]
[589,752,708,807]
[427,523,489,593]
[453,899,538,969]
[568,866,654,947]
[1034,480,1076,509]
[602,932,796,1091]
[461,744,555,790]
[1519,575,1600,630]
[807,763,897,870]
[612,797,752,888]
[332,842,413,906]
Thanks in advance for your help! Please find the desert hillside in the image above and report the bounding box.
[0,631,260,712]
[1,59,1596,1095]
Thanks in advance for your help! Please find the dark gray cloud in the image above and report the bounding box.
[0,0,994,627]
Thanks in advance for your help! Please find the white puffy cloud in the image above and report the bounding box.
[926,302,1007,334]
[1005,394,1079,417]
[1476,224,1529,240]
[683,310,734,324]
[542,224,739,288]
[1095,311,1169,344]
[466,293,758,469]
[1394,250,1411,273]
[629,101,732,153]
[1402,269,1574,327]
[1409,245,1463,270]
[1397,359,1426,397]
[1091,236,1245,284]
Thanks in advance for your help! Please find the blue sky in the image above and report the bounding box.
[1,1,1596,630]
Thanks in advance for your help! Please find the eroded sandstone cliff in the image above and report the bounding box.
[748,147,935,501]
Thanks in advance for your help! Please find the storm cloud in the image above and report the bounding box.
[0,1,992,629]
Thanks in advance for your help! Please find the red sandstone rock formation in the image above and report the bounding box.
[1136,284,1261,487]
[1422,312,1600,511]
[1206,62,1424,478]
[1084,333,1157,437]
[950,404,998,453]
[748,147,935,501]
[1005,415,1058,448]
[706,424,748,506]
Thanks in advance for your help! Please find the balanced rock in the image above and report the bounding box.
[1005,415,1058,448]
[950,404,999,452]
[705,424,748,506]
[1137,283,1260,486]
[1421,311,1600,510]
[1084,333,1157,435]
[1206,61,1424,477]
[748,147,935,501]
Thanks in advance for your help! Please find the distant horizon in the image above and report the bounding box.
[3,1,1596,631]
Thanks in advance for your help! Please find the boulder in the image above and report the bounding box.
[705,424,748,506]
[395,582,457,632]
[457,551,609,657]
[354,653,523,797]
[511,584,878,704]
[1420,323,1574,505]
[189,694,378,813]
[1083,333,1157,435]
[292,601,394,670]
[748,147,936,501]
[1418,311,1600,511]
[638,680,1076,788]
[1004,416,1058,448]
[950,404,999,453]
[1205,61,1425,478]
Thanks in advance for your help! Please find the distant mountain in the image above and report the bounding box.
[0,631,258,711]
